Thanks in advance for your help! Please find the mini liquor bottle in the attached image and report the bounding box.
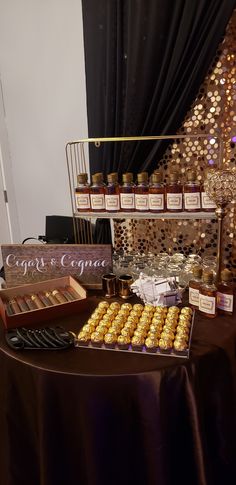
[119,173,135,212]
[135,172,149,212]
[188,265,203,309]
[105,173,120,212]
[201,169,216,211]
[75,173,91,212]
[166,171,183,212]
[199,270,217,318]
[184,170,201,212]
[90,173,105,212]
[217,268,235,315]
[149,172,165,212]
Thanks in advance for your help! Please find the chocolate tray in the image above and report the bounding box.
[75,310,195,359]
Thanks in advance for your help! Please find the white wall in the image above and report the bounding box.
[0,0,88,242]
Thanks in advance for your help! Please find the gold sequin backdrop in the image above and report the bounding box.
[114,9,236,276]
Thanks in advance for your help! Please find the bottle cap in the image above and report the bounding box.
[137,172,148,183]
[192,265,202,278]
[107,172,118,183]
[94,172,104,180]
[122,173,133,183]
[186,170,197,182]
[202,270,214,284]
[221,268,233,282]
[92,173,103,184]
[151,172,162,183]
[77,173,88,184]
[169,171,179,182]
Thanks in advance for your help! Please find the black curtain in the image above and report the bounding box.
[82,0,235,177]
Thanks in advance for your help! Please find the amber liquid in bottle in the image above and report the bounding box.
[166,171,183,212]
[149,172,165,212]
[135,172,149,211]
[184,170,201,212]
[105,172,120,212]
[188,265,202,309]
[90,173,105,212]
[199,271,217,318]
[119,173,135,212]
[75,173,91,212]
[217,269,235,315]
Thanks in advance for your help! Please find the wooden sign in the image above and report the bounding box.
[1,244,113,289]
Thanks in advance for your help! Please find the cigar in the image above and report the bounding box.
[24,295,37,310]
[6,302,14,316]
[9,299,22,314]
[65,286,80,300]
[31,294,45,309]
[52,289,68,304]
[45,291,59,306]
[59,287,75,302]
[16,296,30,312]
[38,292,52,307]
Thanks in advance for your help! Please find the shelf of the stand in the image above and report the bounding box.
[73,211,216,220]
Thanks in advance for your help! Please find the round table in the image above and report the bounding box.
[0,294,236,485]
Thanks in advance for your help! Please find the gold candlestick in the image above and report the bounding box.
[204,168,236,280]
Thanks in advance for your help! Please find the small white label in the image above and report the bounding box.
[166,193,182,210]
[135,194,149,210]
[189,287,199,307]
[199,293,216,314]
[201,192,216,209]
[75,194,90,210]
[105,194,120,211]
[217,292,234,312]
[120,193,135,210]
[149,193,164,210]
[184,192,201,210]
[90,194,105,210]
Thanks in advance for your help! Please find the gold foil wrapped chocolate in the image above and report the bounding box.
[149,323,163,333]
[161,329,175,341]
[145,337,159,351]
[91,331,104,345]
[104,333,117,346]
[117,335,131,349]
[147,329,162,339]
[121,302,133,311]
[98,301,110,310]
[131,335,145,348]
[82,323,95,333]
[133,303,144,312]
[174,339,188,351]
[159,338,173,350]
[121,327,132,337]
[109,302,121,310]
[181,306,193,315]
[77,330,91,343]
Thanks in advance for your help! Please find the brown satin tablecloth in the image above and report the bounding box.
[0,294,236,485]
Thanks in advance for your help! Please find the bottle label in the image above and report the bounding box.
[135,194,149,210]
[199,294,216,314]
[201,192,216,209]
[120,193,135,210]
[189,287,199,306]
[75,194,90,210]
[184,192,201,210]
[105,194,120,211]
[90,194,105,210]
[217,292,233,312]
[166,193,182,210]
[149,194,164,210]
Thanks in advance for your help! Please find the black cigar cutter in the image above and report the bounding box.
[5,326,75,350]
